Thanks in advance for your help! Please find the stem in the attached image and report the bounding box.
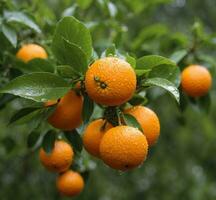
[117,108,122,126]
[100,120,108,131]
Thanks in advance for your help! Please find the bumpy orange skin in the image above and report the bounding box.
[39,140,74,173]
[83,119,112,158]
[56,170,84,197]
[16,44,48,62]
[85,57,136,106]
[181,65,212,97]
[124,106,160,146]
[48,90,83,130]
[100,126,148,171]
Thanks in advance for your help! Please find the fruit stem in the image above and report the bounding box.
[117,108,122,126]
[100,120,108,131]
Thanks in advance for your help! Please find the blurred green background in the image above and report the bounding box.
[0,0,216,199]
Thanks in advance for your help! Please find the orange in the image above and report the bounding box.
[181,65,212,97]
[99,126,148,171]
[16,43,48,62]
[85,57,136,106]
[39,140,74,173]
[83,119,112,158]
[124,106,160,146]
[56,170,84,197]
[48,90,83,130]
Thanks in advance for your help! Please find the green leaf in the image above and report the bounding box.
[56,65,80,78]
[9,107,41,124]
[136,55,176,70]
[105,44,116,57]
[82,94,94,124]
[14,59,55,73]
[126,54,136,69]
[2,23,17,47]
[129,94,148,106]
[123,113,143,132]
[77,0,93,9]
[27,131,41,148]
[170,49,188,63]
[143,78,180,103]
[64,130,83,153]
[0,72,70,102]
[136,55,180,86]
[52,16,92,60]
[23,106,56,128]
[52,38,87,74]
[42,130,56,154]
[4,11,41,33]
[40,106,57,120]
[27,59,55,73]
[148,64,181,86]
[101,44,125,58]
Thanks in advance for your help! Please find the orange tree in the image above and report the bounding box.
[0,13,213,195]
[0,0,215,199]
[0,14,213,196]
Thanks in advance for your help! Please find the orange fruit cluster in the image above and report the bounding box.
[42,57,160,172]
[83,106,160,171]
[16,46,161,193]
[39,140,84,197]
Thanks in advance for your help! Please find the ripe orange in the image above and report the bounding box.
[56,170,84,197]
[83,119,112,158]
[85,57,136,106]
[100,126,148,171]
[48,90,83,130]
[124,106,160,146]
[16,43,48,62]
[39,140,74,173]
[181,65,212,97]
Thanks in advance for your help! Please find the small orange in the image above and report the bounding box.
[39,140,74,173]
[56,170,84,197]
[85,57,136,106]
[48,90,83,130]
[16,43,48,62]
[181,65,212,97]
[100,126,148,171]
[124,106,160,146]
[83,119,112,158]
